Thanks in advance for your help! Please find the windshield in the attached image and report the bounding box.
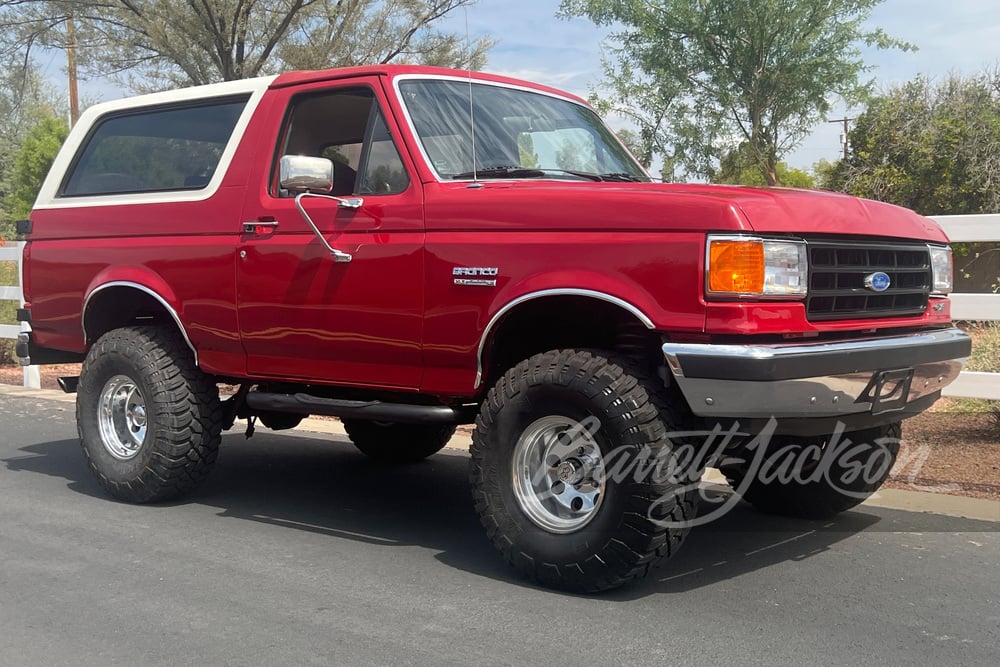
[397,78,650,182]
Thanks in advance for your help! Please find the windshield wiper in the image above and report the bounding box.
[599,172,645,182]
[537,168,603,182]
[452,166,603,181]
[450,166,642,183]
[452,166,545,179]
[533,168,644,182]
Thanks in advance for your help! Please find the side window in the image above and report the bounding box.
[359,110,409,194]
[61,97,248,196]
[279,87,408,196]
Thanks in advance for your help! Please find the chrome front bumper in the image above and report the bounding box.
[662,327,971,420]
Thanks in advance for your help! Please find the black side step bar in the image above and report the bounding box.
[58,377,79,394]
[245,392,477,425]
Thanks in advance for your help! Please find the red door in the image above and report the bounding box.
[237,77,425,390]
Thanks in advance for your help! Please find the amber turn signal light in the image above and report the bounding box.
[708,239,765,294]
[706,236,808,298]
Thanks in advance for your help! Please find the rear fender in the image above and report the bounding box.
[82,269,196,363]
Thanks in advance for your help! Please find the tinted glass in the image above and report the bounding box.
[360,109,409,194]
[279,88,409,196]
[280,88,374,196]
[62,97,248,196]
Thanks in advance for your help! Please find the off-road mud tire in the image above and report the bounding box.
[77,326,222,503]
[471,349,696,593]
[721,422,902,519]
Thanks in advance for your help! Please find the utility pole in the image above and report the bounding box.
[66,13,80,126]
[828,117,855,161]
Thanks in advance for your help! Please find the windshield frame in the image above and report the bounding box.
[391,74,651,184]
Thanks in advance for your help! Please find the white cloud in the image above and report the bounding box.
[461,0,1000,170]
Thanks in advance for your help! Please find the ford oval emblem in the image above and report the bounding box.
[864,271,891,292]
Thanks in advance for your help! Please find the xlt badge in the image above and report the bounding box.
[453,266,498,287]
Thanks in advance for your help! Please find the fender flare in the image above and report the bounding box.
[82,280,198,365]
[474,288,655,388]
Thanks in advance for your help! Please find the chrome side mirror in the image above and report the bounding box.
[279,155,334,193]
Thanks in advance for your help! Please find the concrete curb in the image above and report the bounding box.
[2,383,997,523]
[0,383,75,404]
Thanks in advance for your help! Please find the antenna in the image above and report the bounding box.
[464,6,481,187]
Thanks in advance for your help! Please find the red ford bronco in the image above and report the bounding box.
[16,65,971,592]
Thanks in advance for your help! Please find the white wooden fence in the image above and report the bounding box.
[2,217,999,399]
[0,241,40,389]
[932,214,1000,401]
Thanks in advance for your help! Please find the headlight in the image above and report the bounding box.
[928,245,953,294]
[706,236,808,298]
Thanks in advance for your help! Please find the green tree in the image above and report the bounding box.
[0,58,62,240]
[615,127,674,181]
[714,142,815,187]
[560,0,912,185]
[812,158,839,191]
[821,73,1000,215]
[517,134,539,168]
[5,116,69,222]
[555,137,599,173]
[819,72,1000,290]
[1,1,493,91]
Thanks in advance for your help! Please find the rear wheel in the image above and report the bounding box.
[77,326,222,503]
[471,349,696,593]
[721,422,901,519]
[342,420,456,463]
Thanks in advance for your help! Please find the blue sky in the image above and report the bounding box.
[445,0,1000,171]
[57,0,1000,172]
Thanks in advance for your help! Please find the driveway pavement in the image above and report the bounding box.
[1,390,998,665]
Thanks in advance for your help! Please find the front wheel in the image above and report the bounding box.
[77,326,223,503]
[721,422,901,519]
[471,349,696,593]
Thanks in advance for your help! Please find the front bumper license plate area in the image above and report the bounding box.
[860,368,914,415]
[667,358,963,420]
[661,328,970,420]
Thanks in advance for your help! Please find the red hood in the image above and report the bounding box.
[648,183,949,242]
[425,180,950,244]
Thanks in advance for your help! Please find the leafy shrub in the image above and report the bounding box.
[0,339,14,366]
[964,322,1000,372]
[962,322,1000,429]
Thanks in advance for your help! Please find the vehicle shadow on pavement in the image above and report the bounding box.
[2,438,110,498]
[6,431,999,600]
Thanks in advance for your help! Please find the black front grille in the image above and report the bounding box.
[806,240,931,321]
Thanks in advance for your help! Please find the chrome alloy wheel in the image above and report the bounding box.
[98,375,148,460]
[512,415,607,534]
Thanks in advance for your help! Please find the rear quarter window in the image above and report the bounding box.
[61,97,249,197]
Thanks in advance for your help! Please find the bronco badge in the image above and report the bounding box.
[453,266,498,287]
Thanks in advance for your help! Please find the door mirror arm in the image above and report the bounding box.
[294,192,358,263]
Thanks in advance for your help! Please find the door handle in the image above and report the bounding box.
[242,220,279,235]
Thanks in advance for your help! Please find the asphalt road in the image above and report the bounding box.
[1,392,998,666]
